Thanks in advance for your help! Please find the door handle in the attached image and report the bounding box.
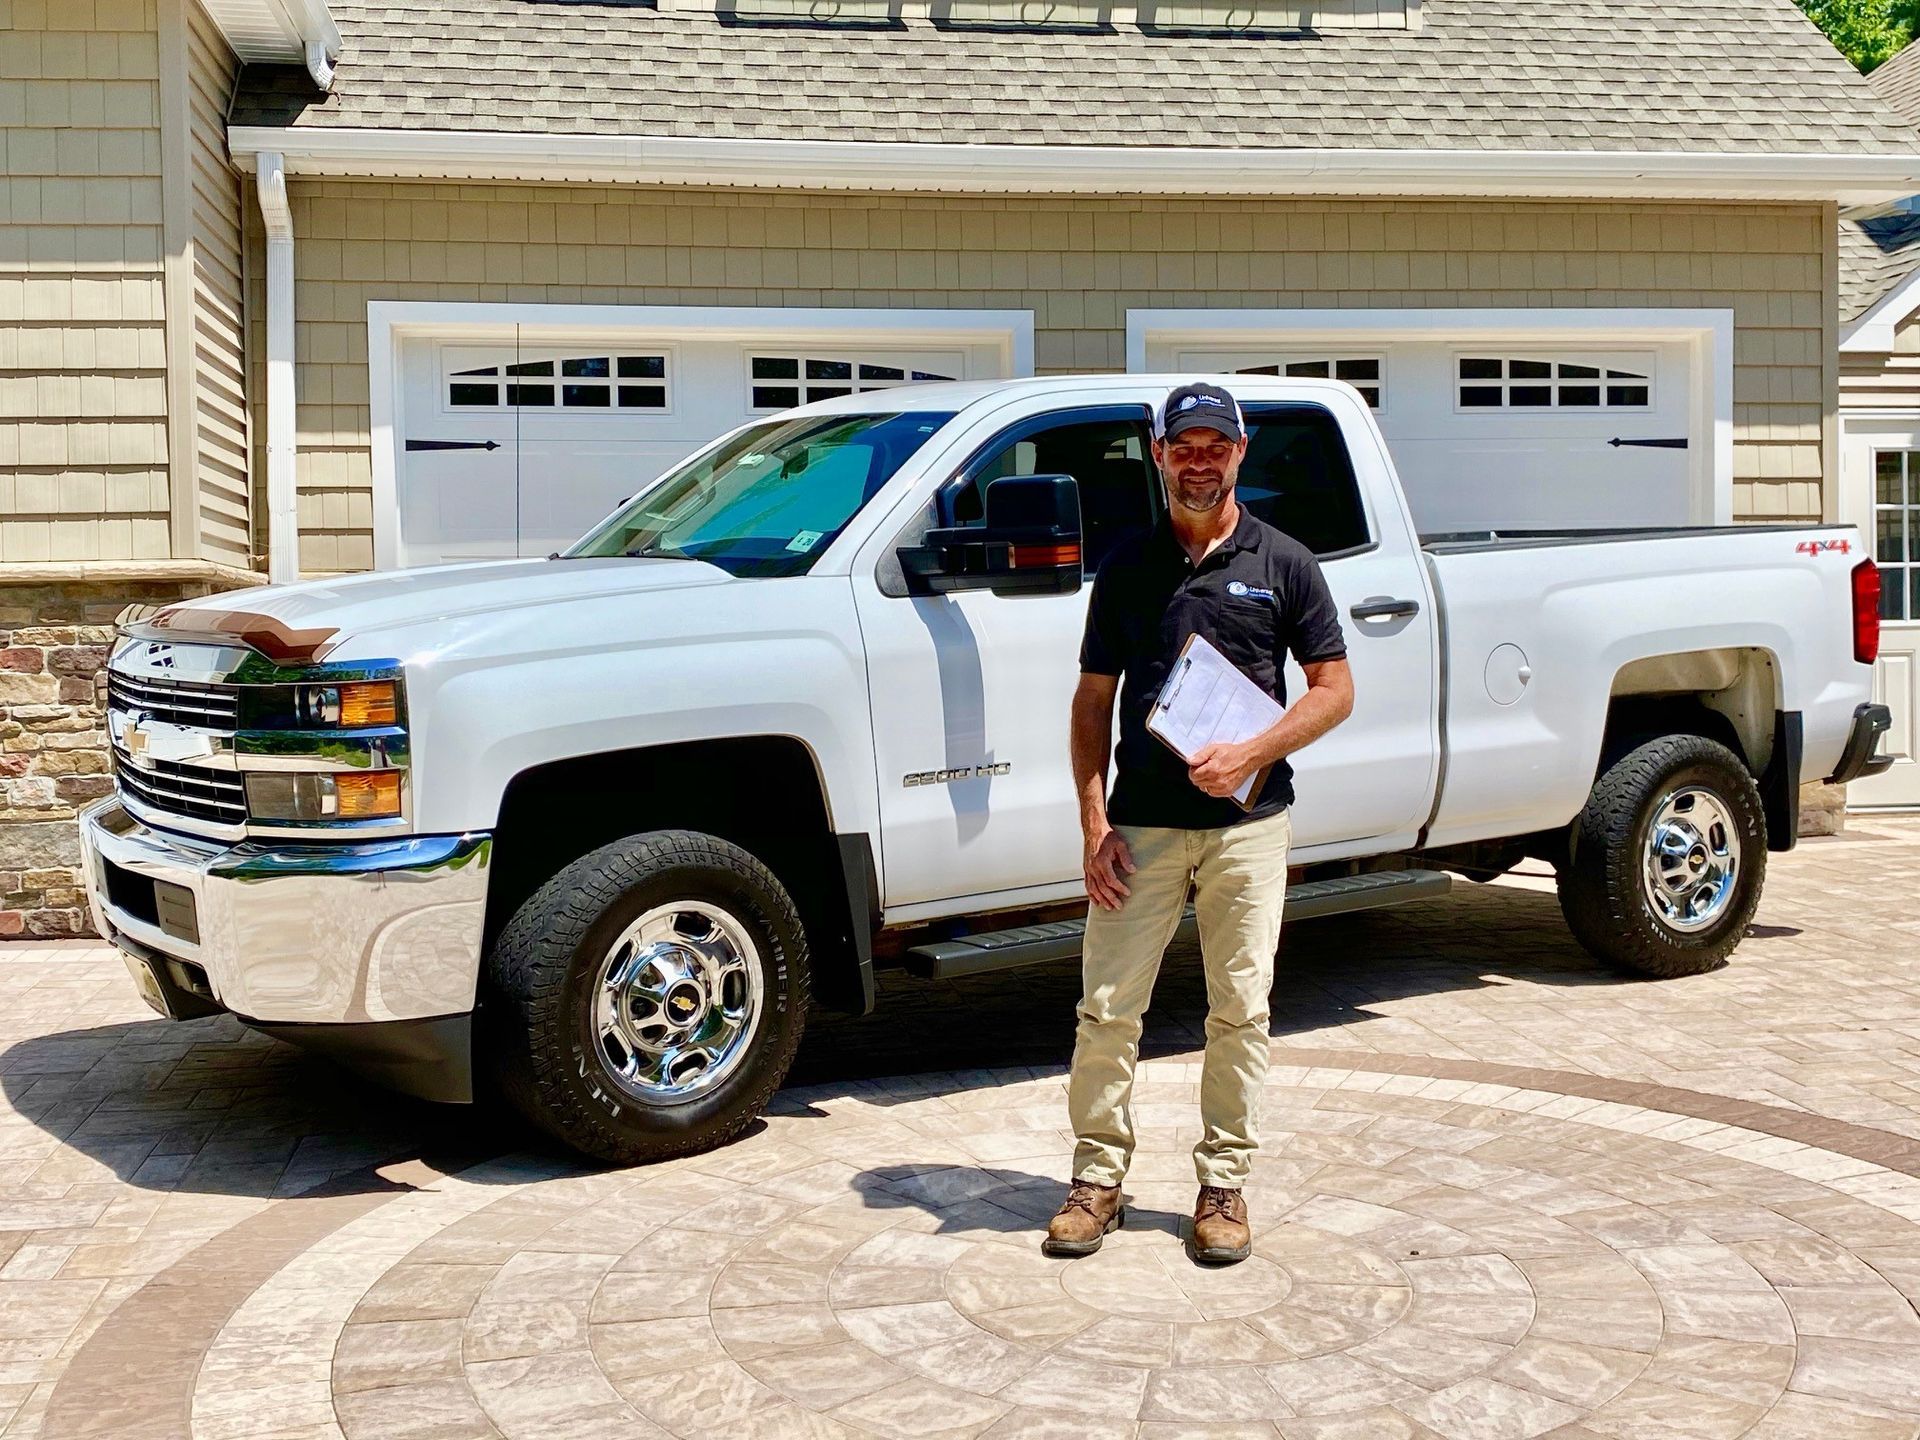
[1350,596,1420,621]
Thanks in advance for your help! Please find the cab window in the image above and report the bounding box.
[1237,404,1372,557]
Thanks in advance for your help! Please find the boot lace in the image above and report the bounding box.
[1198,1186,1243,1221]
[1062,1180,1109,1217]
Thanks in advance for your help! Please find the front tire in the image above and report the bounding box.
[485,830,809,1163]
[1558,735,1766,978]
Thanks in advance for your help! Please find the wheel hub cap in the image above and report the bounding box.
[592,902,764,1104]
[1641,787,1741,934]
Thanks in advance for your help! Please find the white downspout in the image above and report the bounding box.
[256,152,298,585]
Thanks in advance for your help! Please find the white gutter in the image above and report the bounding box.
[227,128,1920,204]
[256,152,299,586]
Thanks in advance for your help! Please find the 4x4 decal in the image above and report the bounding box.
[1796,538,1853,558]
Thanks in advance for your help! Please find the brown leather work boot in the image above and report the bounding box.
[1041,1179,1125,1257]
[1188,1185,1252,1264]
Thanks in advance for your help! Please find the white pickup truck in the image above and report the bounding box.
[80,375,1893,1162]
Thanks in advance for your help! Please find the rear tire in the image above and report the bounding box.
[484,829,809,1164]
[1558,735,1766,978]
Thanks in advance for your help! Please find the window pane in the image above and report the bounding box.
[1885,570,1906,621]
[1877,451,1906,507]
[1459,358,1501,380]
[1559,386,1600,407]
[562,357,610,378]
[1607,386,1649,407]
[911,370,955,382]
[1911,566,1920,621]
[1460,386,1503,407]
[859,364,905,381]
[1236,364,1281,376]
[618,385,666,408]
[1285,360,1331,378]
[1557,363,1599,379]
[505,360,553,377]
[1357,387,1382,408]
[449,383,498,406]
[752,357,799,379]
[1510,386,1552,406]
[505,384,554,406]
[806,359,852,380]
[618,355,666,379]
[1510,360,1552,379]
[1334,358,1380,382]
[450,365,498,377]
[1237,404,1372,556]
[1607,368,1647,380]
[562,384,609,407]
[806,385,853,402]
[1880,510,1908,564]
[752,385,800,409]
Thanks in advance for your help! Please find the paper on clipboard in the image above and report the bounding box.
[1146,634,1284,808]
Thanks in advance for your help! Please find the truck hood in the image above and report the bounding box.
[150,558,732,664]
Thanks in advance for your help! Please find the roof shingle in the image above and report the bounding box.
[231,0,1920,153]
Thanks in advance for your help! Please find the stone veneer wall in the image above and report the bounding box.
[0,576,225,937]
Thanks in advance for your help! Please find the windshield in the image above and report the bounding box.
[563,410,955,577]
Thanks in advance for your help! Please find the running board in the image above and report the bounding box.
[904,868,1453,980]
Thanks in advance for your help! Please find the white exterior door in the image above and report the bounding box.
[1843,421,1920,807]
[389,319,1011,569]
[1170,339,1698,533]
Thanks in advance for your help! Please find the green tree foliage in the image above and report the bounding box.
[1794,0,1919,71]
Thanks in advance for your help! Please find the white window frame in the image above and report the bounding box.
[368,302,1034,572]
[1125,308,1736,525]
[439,343,677,417]
[1180,351,1389,414]
[1450,349,1655,415]
[742,349,969,413]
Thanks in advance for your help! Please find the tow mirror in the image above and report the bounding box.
[900,474,1084,597]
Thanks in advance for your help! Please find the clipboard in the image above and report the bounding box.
[1145,633,1284,811]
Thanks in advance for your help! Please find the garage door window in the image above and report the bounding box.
[1233,358,1384,411]
[749,355,957,411]
[448,355,669,411]
[1457,357,1651,410]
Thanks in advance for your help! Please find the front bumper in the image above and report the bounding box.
[80,799,492,1093]
[1829,703,1895,785]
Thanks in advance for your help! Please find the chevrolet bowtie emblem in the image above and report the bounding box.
[122,714,152,768]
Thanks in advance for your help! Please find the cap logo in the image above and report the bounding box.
[1179,394,1227,412]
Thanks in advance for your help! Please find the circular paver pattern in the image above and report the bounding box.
[50,1062,1920,1440]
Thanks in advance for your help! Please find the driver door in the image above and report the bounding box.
[853,404,1160,911]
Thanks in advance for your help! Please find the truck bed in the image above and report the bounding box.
[1421,523,1853,555]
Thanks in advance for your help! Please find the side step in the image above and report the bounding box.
[905,867,1454,981]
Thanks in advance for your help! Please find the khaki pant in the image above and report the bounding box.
[1068,809,1291,1189]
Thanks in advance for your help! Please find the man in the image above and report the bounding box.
[1045,380,1355,1266]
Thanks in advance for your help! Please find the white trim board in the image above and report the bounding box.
[1842,266,1920,353]
[1128,307,1736,525]
[366,301,1035,571]
[226,128,1920,205]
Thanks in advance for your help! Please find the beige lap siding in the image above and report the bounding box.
[0,0,171,563]
[266,186,1836,571]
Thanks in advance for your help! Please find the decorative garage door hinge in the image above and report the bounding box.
[1607,437,1689,449]
[405,439,502,452]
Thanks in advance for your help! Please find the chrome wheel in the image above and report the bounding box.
[1641,787,1741,934]
[592,901,764,1104]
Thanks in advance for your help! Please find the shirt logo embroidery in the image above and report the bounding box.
[1226,580,1276,602]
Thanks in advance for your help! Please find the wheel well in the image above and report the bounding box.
[1602,647,1781,776]
[482,737,872,1012]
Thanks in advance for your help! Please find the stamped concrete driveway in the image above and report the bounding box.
[3,819,1920,1439]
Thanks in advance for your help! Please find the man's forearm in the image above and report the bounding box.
[1070,696,1114,837]
[1242,673,1354,769]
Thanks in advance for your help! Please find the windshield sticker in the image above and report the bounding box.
[786,530,825,553]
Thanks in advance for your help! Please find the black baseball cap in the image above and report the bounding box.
[1155,381,1246,444]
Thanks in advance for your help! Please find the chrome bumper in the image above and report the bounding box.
[79,798,492,1025]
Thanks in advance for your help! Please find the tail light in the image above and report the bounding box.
[1853,559,1882,665]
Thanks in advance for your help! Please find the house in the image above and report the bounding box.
[1839,38,1920,809]
[4,0,1920,937]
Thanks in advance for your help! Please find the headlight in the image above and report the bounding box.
[245,770,403,821]
[294,681,398,728]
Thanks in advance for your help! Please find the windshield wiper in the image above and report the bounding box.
[622,544,691,560]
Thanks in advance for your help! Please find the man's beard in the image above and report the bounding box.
[1171,474,1228,513]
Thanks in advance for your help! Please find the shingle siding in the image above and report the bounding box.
[263,183,1834,573]
[0,0,172,563]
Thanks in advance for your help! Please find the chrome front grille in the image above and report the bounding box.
[111,751,248,827]
[107,672,240,731]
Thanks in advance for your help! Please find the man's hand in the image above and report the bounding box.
[1085,828,1136,911]
[1189,740,1259,799]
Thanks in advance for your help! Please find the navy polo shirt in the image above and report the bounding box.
[1079,505,1347,829]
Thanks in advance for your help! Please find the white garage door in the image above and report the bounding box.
[1169,338,1698,534]
[393,330,1003,568]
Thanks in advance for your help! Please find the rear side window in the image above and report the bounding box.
[1236,404,1371,557]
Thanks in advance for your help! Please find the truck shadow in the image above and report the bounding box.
[1,880,1777,1199]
